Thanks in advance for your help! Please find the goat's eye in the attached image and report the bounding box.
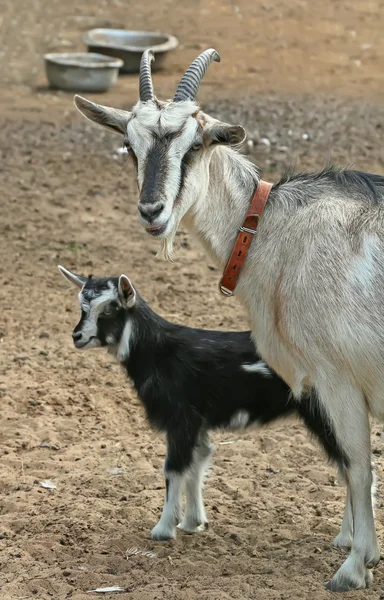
[101,305,115,317]
[192,143,202,151]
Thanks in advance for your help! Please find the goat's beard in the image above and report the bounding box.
[156,216,178,262]
[156,201,189,262]
[157,233,176,262]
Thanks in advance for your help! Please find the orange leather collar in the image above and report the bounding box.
[219,179,272,296]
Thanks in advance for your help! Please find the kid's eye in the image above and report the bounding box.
[101,304,116,317]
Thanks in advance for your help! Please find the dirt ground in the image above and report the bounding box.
[2,1,384,599]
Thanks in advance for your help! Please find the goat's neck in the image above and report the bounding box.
[116,303,171,383]
[184,146,259,268]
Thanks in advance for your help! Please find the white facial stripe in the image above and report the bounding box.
[170,117,200,156]
[89,288,118,315]
[78,291,91,314]
[78,287,119,342]
[159,118,199,209]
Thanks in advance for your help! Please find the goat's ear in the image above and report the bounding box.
[118,275,136,308]
[58,265,86,289]
[203,117,246,147]
[74,95,131,135]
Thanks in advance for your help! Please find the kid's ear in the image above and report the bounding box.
[118,275,136,308]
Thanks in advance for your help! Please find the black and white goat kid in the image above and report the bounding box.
[59,266,371,546]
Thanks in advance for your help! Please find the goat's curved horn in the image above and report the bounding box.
[173,48,220,103]
[139,49,155,102]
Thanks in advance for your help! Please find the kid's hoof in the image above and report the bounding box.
[177,520,208,533]
[151,524,176,541]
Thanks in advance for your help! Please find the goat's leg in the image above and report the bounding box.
[316,382,380,592]
[178,430,214,533]
[151,428,198,541]
[332,479,353,550]
[151,471,185,541]
[333,460,376,551]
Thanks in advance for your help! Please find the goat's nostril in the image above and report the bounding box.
[139,203,164,222]
[151,204,164,218]
[72,331,82,341]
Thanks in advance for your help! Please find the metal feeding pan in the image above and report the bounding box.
[84,29,179,73]
[44,52,123,92]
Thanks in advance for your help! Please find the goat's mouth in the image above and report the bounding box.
[145,220,169,237]
[74,336,98,349]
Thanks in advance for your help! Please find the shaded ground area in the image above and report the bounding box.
[1,1,384,599]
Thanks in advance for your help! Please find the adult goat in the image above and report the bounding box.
[74,49,384,592]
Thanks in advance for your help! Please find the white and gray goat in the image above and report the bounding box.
[59,265,364,547]
[74,49,384,591]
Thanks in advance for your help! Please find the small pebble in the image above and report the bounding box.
[260,137,271,147]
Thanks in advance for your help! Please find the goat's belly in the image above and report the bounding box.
[245,286,384,412]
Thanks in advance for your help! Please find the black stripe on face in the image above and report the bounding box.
[174,148,195,207]
[174,124,203,204]
[140,138,170,205]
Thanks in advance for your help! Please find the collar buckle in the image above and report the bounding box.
[219,283,234,297]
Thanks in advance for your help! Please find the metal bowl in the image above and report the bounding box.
[44,52,123,92]
[84,29,179,73]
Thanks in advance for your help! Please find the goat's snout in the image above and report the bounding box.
[72,331,82,343]
[138,202,165,224]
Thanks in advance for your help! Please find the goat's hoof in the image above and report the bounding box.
[332,534,352,551]
[324,578,355,593]
[366,557,380,569]
[177,520,208,534]
[151,524,176,541]
[325,567,372,593]
[365,569,374,587]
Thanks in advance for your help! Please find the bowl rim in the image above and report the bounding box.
[44,52,124,69]
[83,29,179,54]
